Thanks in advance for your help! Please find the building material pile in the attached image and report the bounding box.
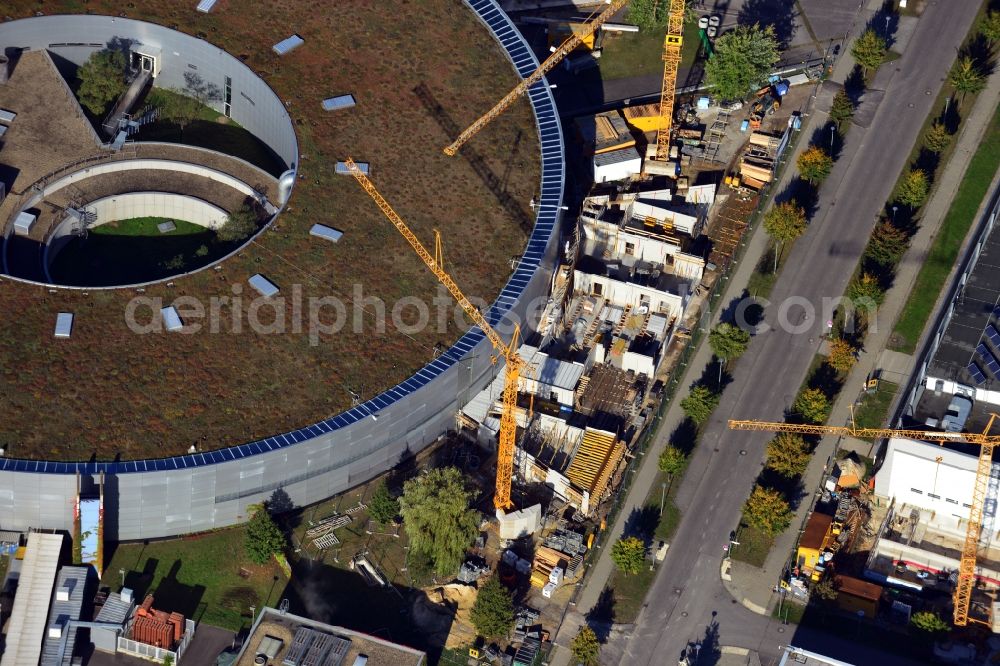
[131,595,184,649]
[530,546,568,588]
[739,132,781,188]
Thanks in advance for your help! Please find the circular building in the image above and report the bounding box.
[0,2,563,539]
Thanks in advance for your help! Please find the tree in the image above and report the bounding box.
[217,205,259,243]
[812,578,839,602]
[895,169,929,209]
[797,145,834,186]
[627,0,668,31]
[924,122,951,154]
[793,388,830,424]
[368,481,399,526]
[763,201,807,270]
[709,322,751,382]
[865,220,909,267]
[658,444,687,477]
[610,536,646,576]
[851,29,887,77]
[77,49,127,115]
[981,10,1000,47]
[742,486,792,535]
[950,56,986,100]
[829,89,855,132]
[910,610,949,635]
[244,505,286,565]
[399,467,479,575]
[570,626,601,666]
[765,433,811,478]
[827,338,858,374]
[848,272,886,306]
[470,577,514,639]
[704,24,780,100]
[681,384,720,425]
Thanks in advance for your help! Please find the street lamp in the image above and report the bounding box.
[892,205,898,224]
[119,569,126,589]
[659,481,667,516]
[829,124,835,150]
[884,15,891,35]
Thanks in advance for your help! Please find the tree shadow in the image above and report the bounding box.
[685,618,722,665]
[669,418,700,457]
[122,556,158,600]
[622,505,660,548]
[961,32,997,75]
[737,0,797,48]
[844,65,867,102]
[867,2,900,50]
[585,586,616,642]
[151,559,206,619]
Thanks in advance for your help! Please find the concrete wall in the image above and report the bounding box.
[87,192,227,229]
[0,15,297,168]
[573,270,686,319]
[0,0,566,540]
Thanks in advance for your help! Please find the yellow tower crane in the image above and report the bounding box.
[344,158,522,513]
[728,415,1000,627]
[654,0,686,162]
[443,0,629,156]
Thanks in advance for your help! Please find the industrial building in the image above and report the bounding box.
[234,606,426,666]
[0,0,566,542]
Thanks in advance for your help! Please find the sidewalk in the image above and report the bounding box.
[724,44,1000,615]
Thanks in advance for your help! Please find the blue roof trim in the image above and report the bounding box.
[10,0,564,475]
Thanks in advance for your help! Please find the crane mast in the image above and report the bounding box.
[655,0,686,162]
[443,0,629,156]
[729,415,1000,627]
[344,158,522,512]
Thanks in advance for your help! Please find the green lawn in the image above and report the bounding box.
[890,103,1000,352]
[101,528,287,631]
[851,380,899,433]
[608,565,657,623]
[772,598,806,624]
[49,216,228,286]
[730,524,774,567]
[598,19,701,81]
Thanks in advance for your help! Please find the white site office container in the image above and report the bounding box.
[248,274,280,298]
[161,306,183,332]
[310,224,343,243]
[13,211,36,236]
[272,35,304,55]
[322,95,356,112]
[54,313,74,339]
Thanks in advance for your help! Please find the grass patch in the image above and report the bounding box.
[773,598,806,624]
[851,380,899,433]
[730,524,774,567]
[598,19,701,81]
[101,528,287,631]
[607,565,657,623]
[890,103,1000,352]
[49,216,224,286]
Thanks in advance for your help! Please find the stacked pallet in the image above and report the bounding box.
[530,546,567,588]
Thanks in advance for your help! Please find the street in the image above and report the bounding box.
[609,0,982,663]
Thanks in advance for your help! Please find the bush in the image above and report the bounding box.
[793,388,830,424]
[470,577,514,639]
[244,505,285,565]
[77,49,127,115]
[610,536,646,576]
[217,205,259,243]
[368,481,399,526]
[910,610,949,635]
[797,146,833,185]
[742,486,792,535]
[681,385,720,425]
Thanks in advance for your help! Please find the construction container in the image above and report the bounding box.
[542,582,556,598]
[549,567,564,585]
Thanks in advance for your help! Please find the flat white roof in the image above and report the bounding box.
[1,532,64,666]
[322,95,356,111]
[14,211,36,235]
[0,108,16,124]
[248,274,280,298]
[54,313,73,339]
[161,306,183,332]
[273,34,304,55]
[336,161,368,175]
[310,224,343,243]
[195,0,218,12]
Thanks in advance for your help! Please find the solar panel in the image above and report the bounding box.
[977,343,1000,376]
[986,324,1000,348]
[968,362,987,385]
[273,35,304,56]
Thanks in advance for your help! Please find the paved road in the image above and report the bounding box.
[611,0,982,664]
